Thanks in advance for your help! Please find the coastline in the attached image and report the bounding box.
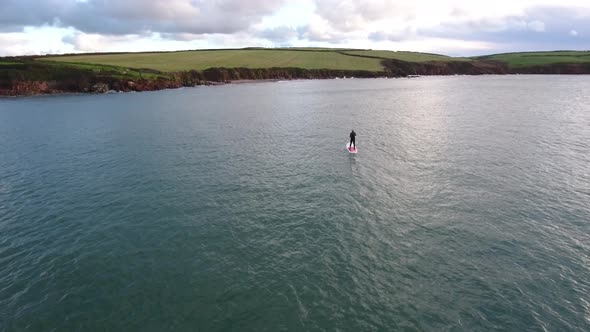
[3,73,590,98]
[0,78,333,98]
[3,48,590,97]
[3,62,590,97]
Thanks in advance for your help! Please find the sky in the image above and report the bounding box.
[0,0,589,57]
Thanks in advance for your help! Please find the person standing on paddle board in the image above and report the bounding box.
[349,130,356,148]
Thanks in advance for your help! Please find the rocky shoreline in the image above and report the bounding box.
[2,59,590,97]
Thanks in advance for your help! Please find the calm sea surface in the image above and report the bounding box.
[1,76,589,331]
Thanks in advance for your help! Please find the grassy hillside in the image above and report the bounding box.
[23,48,590,74]
[477,51,590,68]
[5,48,590,96]
[0,57,173,96]
[43,48,477,72]
[44,49,385,72]
[0,59,167,81]
[340,50,470,62]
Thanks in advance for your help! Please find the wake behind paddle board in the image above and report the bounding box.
[347,143,357,154]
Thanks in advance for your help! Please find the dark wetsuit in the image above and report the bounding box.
[349,131,356,147]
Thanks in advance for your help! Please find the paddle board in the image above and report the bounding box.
[346,143,357,154]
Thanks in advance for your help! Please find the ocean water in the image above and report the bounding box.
[1,76,589,331]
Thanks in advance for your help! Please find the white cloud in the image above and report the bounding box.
[0,27,76,56]
[1,0,590,56]
[0,0,288,35]
[527,20,545,32]
[0,34,32,56]
[62,33,144,52]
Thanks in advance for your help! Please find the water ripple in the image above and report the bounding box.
[1,76,589,331]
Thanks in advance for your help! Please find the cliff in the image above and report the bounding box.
[2,56,590,96]
[0,60,385,96]
[380,59,508,75]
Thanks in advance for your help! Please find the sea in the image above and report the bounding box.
[1,76,589,331]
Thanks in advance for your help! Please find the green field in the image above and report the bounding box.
[38,60,165,79]
[340,50,469,62]
[0,61,21,66]
[5,48,590,96]
[478,51,590,68]
[45,49,385,72]
[28,48,590,74]
[44,48,474,72]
